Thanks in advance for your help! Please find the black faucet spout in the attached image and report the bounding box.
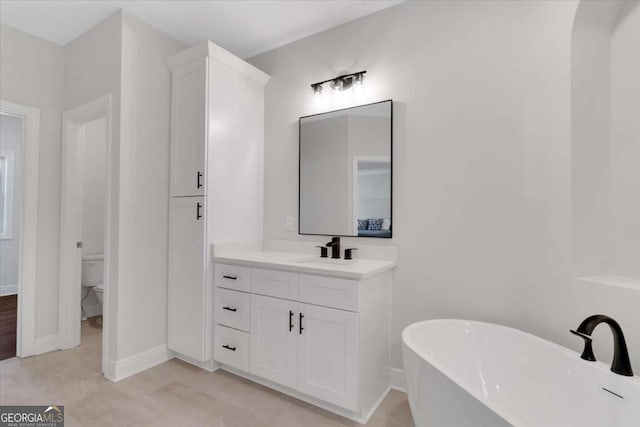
[570,314,634,376]
[325,237,341,259]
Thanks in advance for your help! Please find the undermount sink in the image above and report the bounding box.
[294,257,356,266]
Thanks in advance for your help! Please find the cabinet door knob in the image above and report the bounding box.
[196,202,202,220]
[289,310,294,332]
[222,306,237,312]
[222,344,236,352]
[299,313,304,335]
[197,171,203,189]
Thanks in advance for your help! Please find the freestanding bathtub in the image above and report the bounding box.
[402,319,640,427]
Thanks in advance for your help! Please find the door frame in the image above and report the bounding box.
[58,95,112,368]
[351,155,391,234]
[0,100,40,357]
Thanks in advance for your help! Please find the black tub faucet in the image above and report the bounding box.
[570,314,634,376]
[325,237,341,259]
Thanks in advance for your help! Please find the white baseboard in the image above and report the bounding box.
[33,334,59,355]
[390,367,406,392]
[363,386,392,423]
[104,344,172,382]
[219,364,374,424]
[173,353,216,372]
[0,283,18,296]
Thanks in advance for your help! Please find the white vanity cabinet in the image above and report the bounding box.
[213,261,392,422]
[248,294,358,409]
[166,41,269,363]
[250,294,298,388]
[296,301,359,410]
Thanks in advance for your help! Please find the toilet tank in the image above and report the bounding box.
[82,255,104,286]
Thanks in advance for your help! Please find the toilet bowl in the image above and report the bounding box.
[94,283,104,305]
[81,255,104,316]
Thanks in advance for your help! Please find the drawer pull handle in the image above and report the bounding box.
[222,275,237,280]
[222,306,237,312]
[289,310,294,332]
[197,171,203,189]
[222,344,236,352]
[299,313,304,335]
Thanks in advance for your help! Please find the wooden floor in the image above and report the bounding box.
[1,320,415,426]
[0,294,17,360]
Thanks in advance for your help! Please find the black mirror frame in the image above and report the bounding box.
[298,99,393,238]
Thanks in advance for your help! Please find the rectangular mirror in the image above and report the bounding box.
[299,100,392,238]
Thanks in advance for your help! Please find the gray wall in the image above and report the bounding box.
[250,0,578,369]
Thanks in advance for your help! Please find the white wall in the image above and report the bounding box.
[81,117,107,257]
[64,10,123,362]
[569,1,640,371]
[610,4,640,278]
[116,13,185,360]
[0,114,23,290]
[0,24,65,338]
[571,2,620,277]
[357,168,390,221]
[249,0,579,369]
[2,10,183,366]
[65,11,185,364]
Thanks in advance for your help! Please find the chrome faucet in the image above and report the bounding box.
[570,314,634,376]
[325,237,341,259]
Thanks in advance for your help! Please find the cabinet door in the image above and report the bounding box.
[250,294,298,388]
[170,59,207,197]
[297,303,359,411]
[168,196,208,360]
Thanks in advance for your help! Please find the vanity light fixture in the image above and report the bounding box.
[310,70,366,94]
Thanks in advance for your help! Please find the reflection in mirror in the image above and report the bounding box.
[299,100,392,238]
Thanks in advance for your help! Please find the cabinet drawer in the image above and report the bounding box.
[299,274,359,312]
[215,288,251,332]
[213,325,250,372]
[215,264,251,292]
[251,268,299,300]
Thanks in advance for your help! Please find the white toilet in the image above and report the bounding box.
[81,255,104,315]
[94,283,104,305]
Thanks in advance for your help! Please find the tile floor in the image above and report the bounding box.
[0,319,414,427]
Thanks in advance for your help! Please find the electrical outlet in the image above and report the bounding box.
[285,216,294,232]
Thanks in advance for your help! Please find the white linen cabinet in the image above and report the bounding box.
[167,41,269,363]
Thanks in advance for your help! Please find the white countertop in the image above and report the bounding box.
[213,250,396,280]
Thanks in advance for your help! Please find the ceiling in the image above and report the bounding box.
[0,0,404,58]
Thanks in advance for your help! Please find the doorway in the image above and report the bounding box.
[0,113,23,360]
[58,94,112,375]
[0,100,40,359]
